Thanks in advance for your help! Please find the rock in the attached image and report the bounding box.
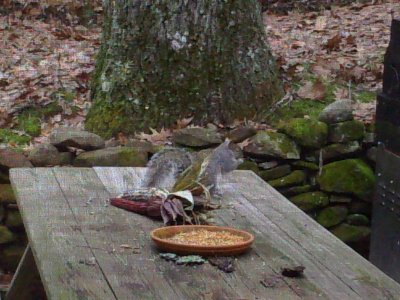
[259,161,279,170]
[291,160,319,171]
[237,160,259,174]
[260,165,291,181]
[58,152,74,165]
[172,128,222,147]
[0,149,33,168]
[316,206,348,228]
[328,120,365,143]
[0,225,16,244]
[244,131,300,160]
[318,100,353,124]
[28,143,61,167]
[330,195,352,204]
[49,127,105,150]
[5,210,23,228]
[0,245,26,271]
[330,224,371,243]
[349,201,372,216]
[346,214,370,226]
[74,147,147,167]
[363,132,376,145]
[268,170,306,189]
[278,118,328,148]
[290,191,329,211]
[0,170,9,183]
[0,184,16,204]
[226,127,257,143]
[105,138,120,148]
[317,141,361,162]
[317,159,375,201]
[125,140,154,153]
[280,185,313,197]
[366,146,377,163]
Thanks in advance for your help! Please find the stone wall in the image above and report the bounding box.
[0,100,376,271]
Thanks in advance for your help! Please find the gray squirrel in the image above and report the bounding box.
[143,140,242,194]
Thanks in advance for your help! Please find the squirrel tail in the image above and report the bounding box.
[143,147,193,190]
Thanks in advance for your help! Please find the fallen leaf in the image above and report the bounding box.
[326,33,342,51]
[297,80,326,101]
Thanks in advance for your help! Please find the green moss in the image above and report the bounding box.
[267,100,327,127]
[245,131,300,160]
[268,170,306,189]
[317,159,375,201]
[0,129,31,145]
[280,185,313,197]
[291,160,319,171]
[74,147,147,167]
[5,210,23,228]
[0,226,16,244]
[51,89,76,104]
[329,120,365,143]
[346,214,370,226]
[330,224,371,243]
[0,184,16,204]
[259,165,291,181]
[356,91,376,103]
[290,191,329,212]
[278,118,328,148]
[41,102,63,117]
[238,160,259,174]
[316,206,348,228]
[17,110,41,137]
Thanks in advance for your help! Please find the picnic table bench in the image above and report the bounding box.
[5,167,400,299]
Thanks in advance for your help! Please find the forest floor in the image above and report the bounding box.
[0,0,398,148]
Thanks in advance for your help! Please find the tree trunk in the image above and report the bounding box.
[86,0,283,138]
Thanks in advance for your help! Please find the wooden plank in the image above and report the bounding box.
[95,168,270,299]
[53,167,185,300]
[95,167,318,299]
[223,171,400,299]
[6,246,38,300]
[9,168,117,300]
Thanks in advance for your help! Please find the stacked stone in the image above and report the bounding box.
[240,100,375,251]
[0,115,377,271]
[0,128,152,272]
[0,149,32,271]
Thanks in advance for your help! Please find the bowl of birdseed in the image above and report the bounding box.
[151,225,254,256]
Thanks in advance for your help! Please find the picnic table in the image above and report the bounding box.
[6,167,400,299]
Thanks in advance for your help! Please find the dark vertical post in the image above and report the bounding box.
[370,19,400,282]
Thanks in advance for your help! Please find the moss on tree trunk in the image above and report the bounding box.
[86,0,283,138]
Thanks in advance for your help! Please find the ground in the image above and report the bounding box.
[0,1,398,146]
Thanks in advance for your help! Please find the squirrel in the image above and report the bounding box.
[143,140,243,195]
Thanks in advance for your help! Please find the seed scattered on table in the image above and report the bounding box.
[167,229,245,246]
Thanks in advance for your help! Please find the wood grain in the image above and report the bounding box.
[9,168,116,300]
[9,167,400,300]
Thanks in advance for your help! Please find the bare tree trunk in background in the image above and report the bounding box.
[86,0,283,138]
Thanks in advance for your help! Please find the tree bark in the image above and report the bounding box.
[86,0,283,138]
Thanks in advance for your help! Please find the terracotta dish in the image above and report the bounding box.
[151,225,254,256]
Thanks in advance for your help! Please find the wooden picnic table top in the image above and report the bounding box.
[9,167,400,300]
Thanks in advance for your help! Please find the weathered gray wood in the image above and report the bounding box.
[95,168,324,299]
[9,168,117,300]
[222,171,400,299]
[53,167,185,300]
[6,246,38,300]
[95,167,307,299]
[9,167,400,300]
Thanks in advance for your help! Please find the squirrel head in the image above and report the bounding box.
[217,139,243,173]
